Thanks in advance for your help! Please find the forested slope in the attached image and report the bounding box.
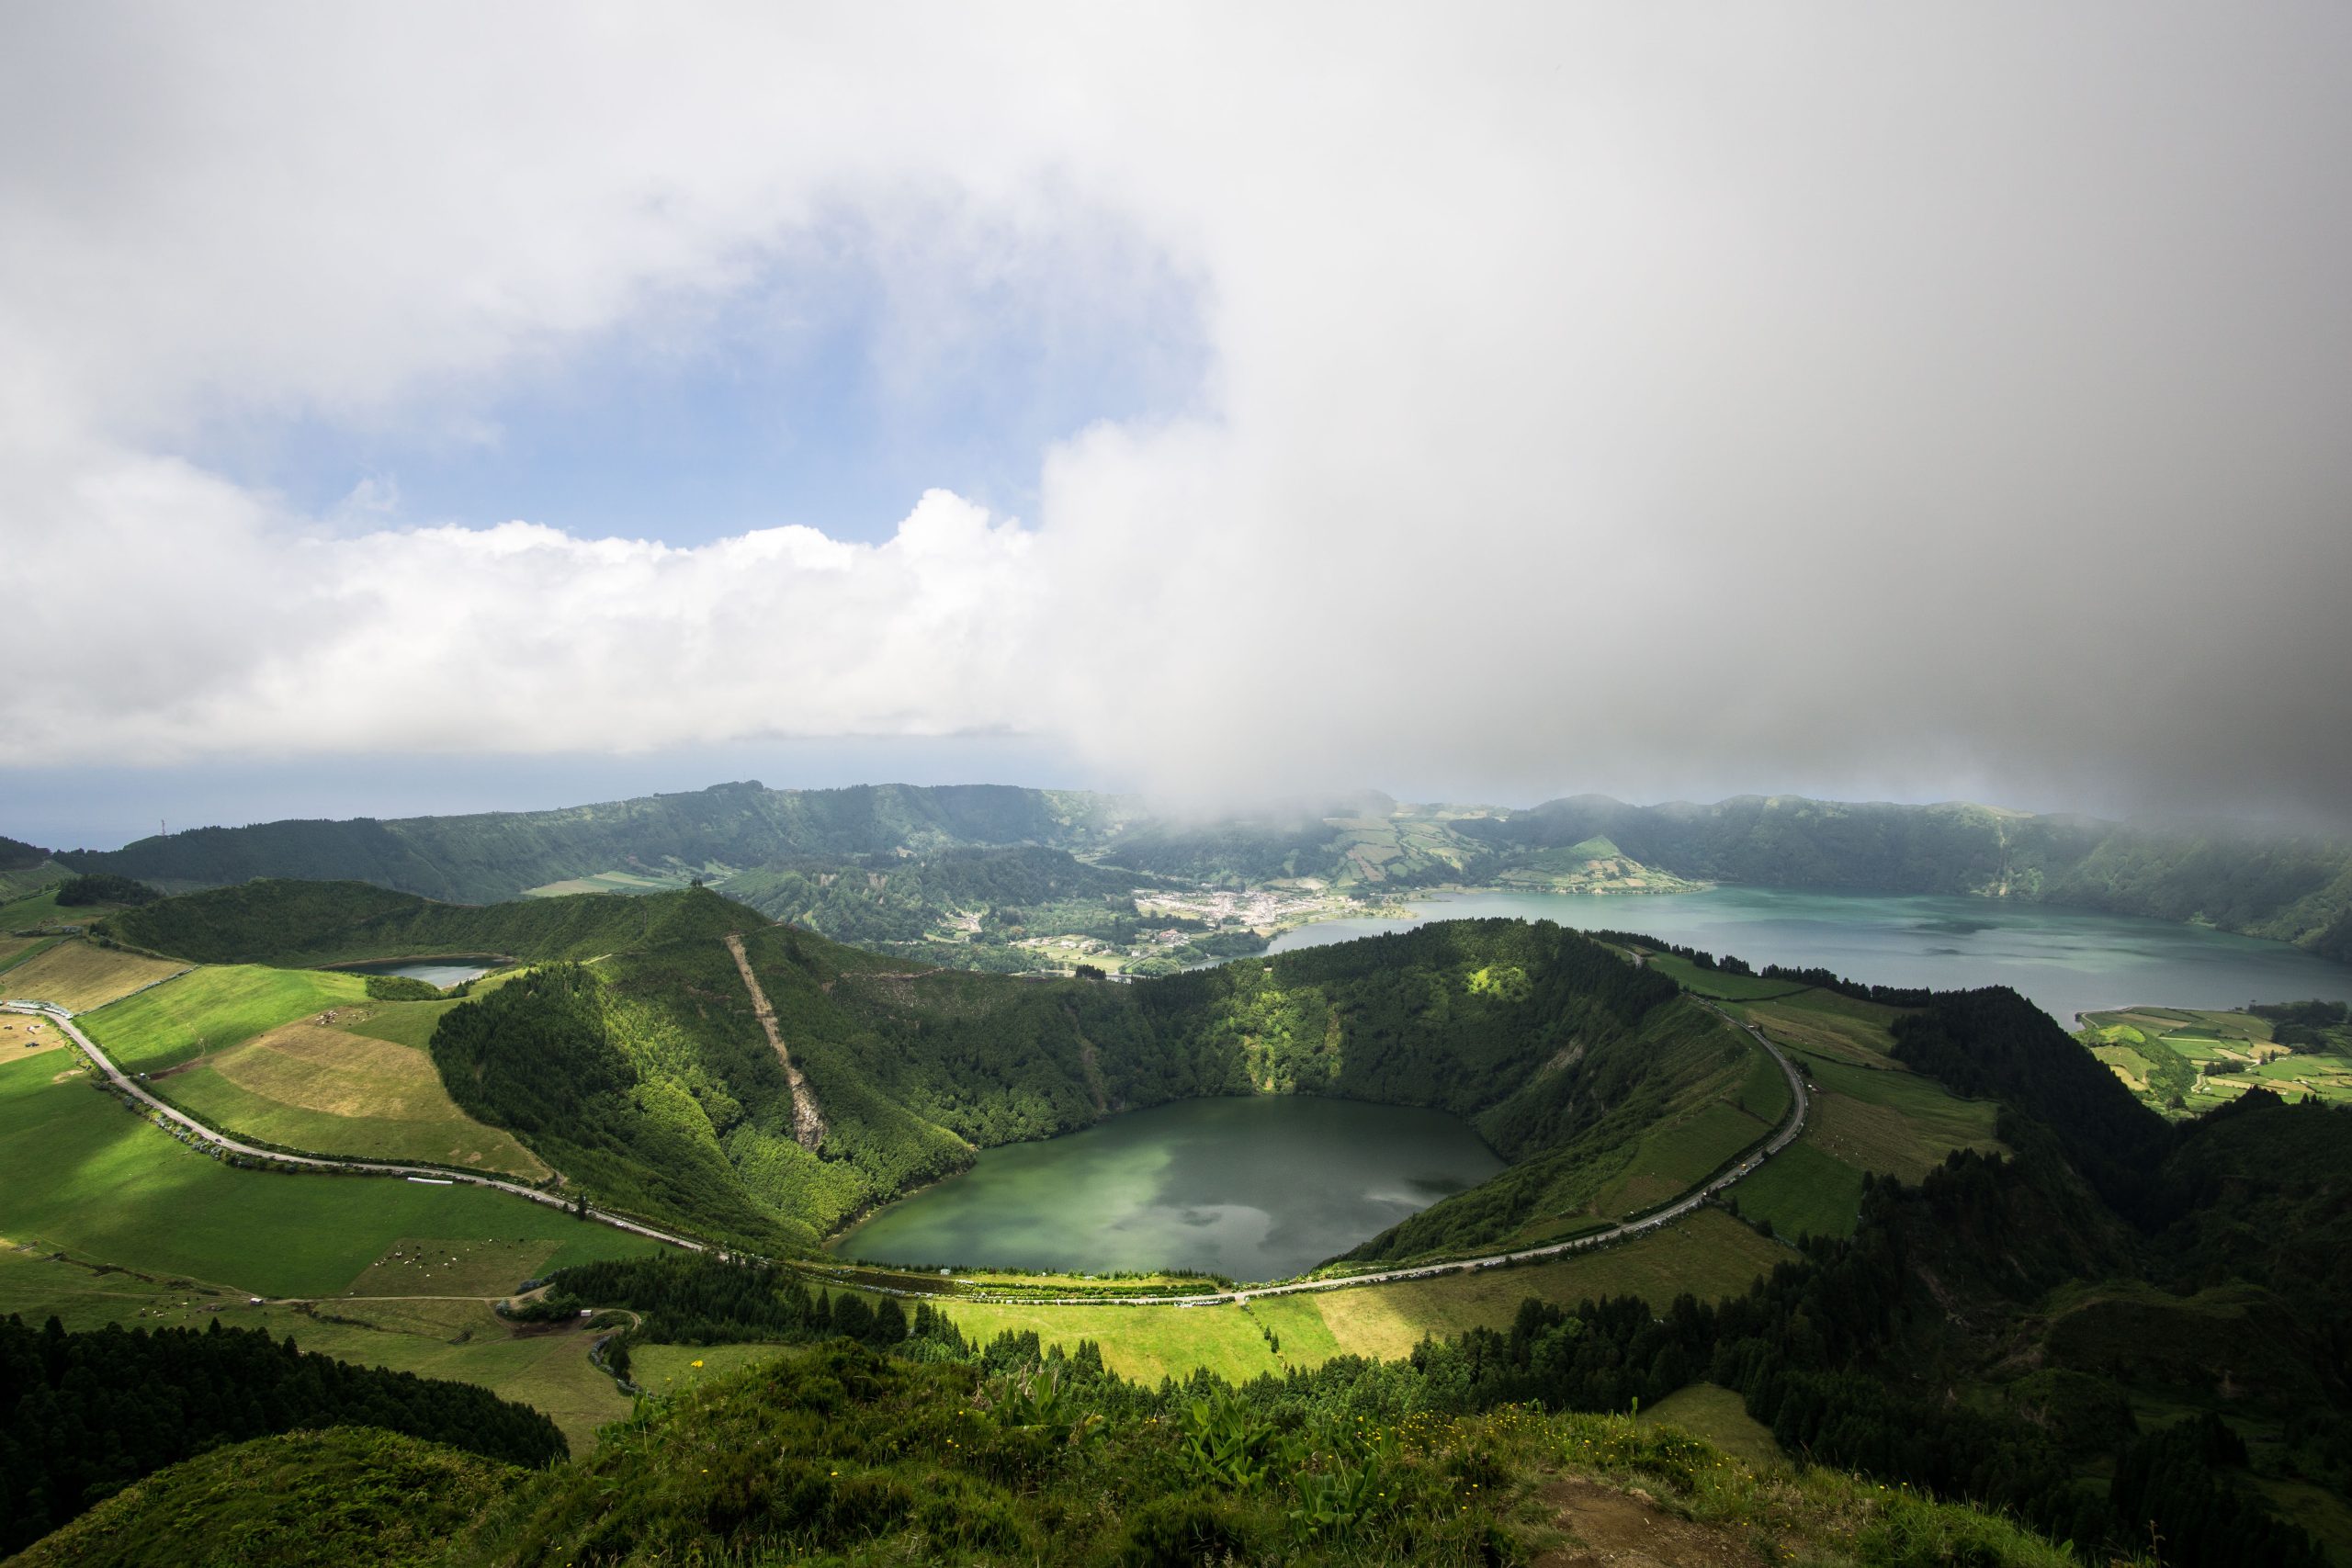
[96,880,750,965]
[423,908,1738,1262]
[0,1314,565,1555]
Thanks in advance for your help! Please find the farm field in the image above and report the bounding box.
[1732,987,1909,1066]
[1715,985,2000,1240]
[524,863,727,898]
[154,1020,548,1178]
[887,1209,1784,1384]
[1288,1208,1786,1362]
[76,961,368,1073]
[1643,953,1808,1001]
[0,933,60,973]
[0,1047,658,1299]
[1591,1096,1773,1216]
[0,940,187,1013]
[1724,1141,1865,1241]
[0,886,95,931]
[2076,1006,2352,1118]
[0,1246,634,1453]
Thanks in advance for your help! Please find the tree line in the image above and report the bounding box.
[0,1314,565,1555]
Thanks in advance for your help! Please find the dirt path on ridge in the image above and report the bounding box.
[723,933,827,1150]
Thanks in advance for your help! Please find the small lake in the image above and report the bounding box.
[333,956,503,987]
[1269,887,2352,1025]
[827,1095,1503,1280]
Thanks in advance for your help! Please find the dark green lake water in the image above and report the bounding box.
[1268,886,2352,1026]
[826,1095,1503,1280]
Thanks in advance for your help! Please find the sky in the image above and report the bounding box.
[6,5,2351,850]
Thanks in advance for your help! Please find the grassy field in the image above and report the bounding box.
[0,940,187,1013]
[0,886,96,931]
[2077,1007,2352,1118]
[76,962,369,1072]
[630,1340,796,1393]
[0,1048,658,1299]
[1732,988,1908,1066]
[0,933,61,975]
[341,995,470,1049]
[155,1021,548,1178]
[924,1208,1787,1383]
[1640,1382,1784,1468]
[1644,954,1808,1001]
[0,1246,634,1452]
[1726,1141,1866,1241]
[1592,1096,1773,1216]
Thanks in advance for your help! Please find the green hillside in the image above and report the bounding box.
[11,1339,2086,1568]
[96,880,751,966]
[424,908,1730,1258]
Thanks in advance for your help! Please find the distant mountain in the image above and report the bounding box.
[38,784,2352,964]
[1465,795,2352,962]
[55,782,1146,903]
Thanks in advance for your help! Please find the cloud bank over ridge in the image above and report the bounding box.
[6,5,2351,824]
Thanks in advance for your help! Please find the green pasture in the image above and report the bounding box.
[0,941,188,1014]
[1644,953,1806,1000]
[1639,1382,1784,1469]
[1735,1043,1794,1124]
[1728,1141,1865,1241]
[0,886,78,931]
[1795,1054,2002,1182]
[1592,1096,1770,1216]
[0,1247,633,1453]
[0,933,60,976]
[78,962,368,1073]
[155,1024,547,1179]
[341,996,469,1050]
[911,1210,1783,1384]
[2077,1006,2352,1118]
[0,1049,657,1299]
[1732,987,1907,1066]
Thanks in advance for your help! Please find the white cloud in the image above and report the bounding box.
[6,5,2352,821]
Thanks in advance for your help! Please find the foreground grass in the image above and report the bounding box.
[441,1346,2082,1567]
[9,1427,524,1568]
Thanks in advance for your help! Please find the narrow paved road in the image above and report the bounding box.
[12,989,1812,1314]
[6,998,708,1258]
[821,1003,1812,1308]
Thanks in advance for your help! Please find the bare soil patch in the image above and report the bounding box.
[1537,1476,1758,1568]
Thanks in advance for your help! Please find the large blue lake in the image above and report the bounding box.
[1269,886,2352,1025]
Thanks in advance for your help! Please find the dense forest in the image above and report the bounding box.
[51,874,159,908]
[0,1314,566,1554]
